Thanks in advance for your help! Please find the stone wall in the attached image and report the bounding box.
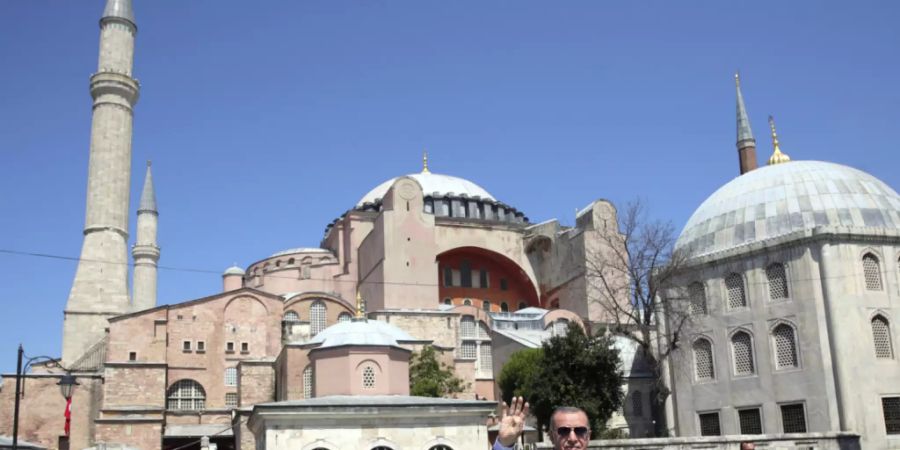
[534,433,861,449]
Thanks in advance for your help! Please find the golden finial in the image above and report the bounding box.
[355,290,365,319]
[421,149,430,174]
[767,115,791,165]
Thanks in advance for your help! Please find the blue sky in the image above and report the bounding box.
[0,1,898,373]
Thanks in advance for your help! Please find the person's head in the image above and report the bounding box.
[740,442,756,450]
[549,406,590,450]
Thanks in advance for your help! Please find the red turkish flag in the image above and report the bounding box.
[64,396,72,436]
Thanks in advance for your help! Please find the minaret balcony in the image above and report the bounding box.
[90,71,140,106]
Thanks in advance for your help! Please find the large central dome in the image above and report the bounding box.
[677,161,900,257]
[356,172,495,208]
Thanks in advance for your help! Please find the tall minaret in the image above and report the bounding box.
[735,73,758,174]
[132,161,159,311]
[62,0,140,365]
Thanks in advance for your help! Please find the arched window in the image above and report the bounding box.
[872,315,894,358]
[167,379,206,411]
[310,300,326,335]
[303,365,313,398]
[689,282,707,315]
[552,319,569,337]
[766,263,789,301]
[372,447,393,450]
[338,312,352,323]
[362,365,376,389]
[443,298,452,305]
[864,253,883,290]
[693,338,715,381]
[500,302,509,313]
[460,316,476,338]
[725,273,747,309]
[518,302,527,311]
[631,390,643,417]
[731,331,755,376]
[772,324,799,369]
[429,446,453,450]
[482,301,491,312]
[463,298,472,306]
[283,310,299,322]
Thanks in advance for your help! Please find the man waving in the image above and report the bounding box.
[493,397,592,450]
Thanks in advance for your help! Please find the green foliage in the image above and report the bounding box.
[409,345,467,397]
[597,427,629,440]
[498,347,543,404]
[528,323,624,432]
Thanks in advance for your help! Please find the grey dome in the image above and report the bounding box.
[309,319,415,349]
[223,265,245,276]
[357,172,495,207]
[677,161,900,257]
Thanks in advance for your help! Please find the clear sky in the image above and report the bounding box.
[0,1,898,373]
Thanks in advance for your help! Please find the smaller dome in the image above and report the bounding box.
[270,247,331,258]
[309,319,415,349]
[223,265,245,276]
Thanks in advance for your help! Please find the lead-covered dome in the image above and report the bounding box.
[677,161,900,256]
[356,172,495,208]
[308,319,415,349]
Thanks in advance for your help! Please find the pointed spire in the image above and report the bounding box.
[102,0,136,26]
[767,115,791,165]
[138,161,157,214]
[735,72,755,145]
[421,149,431,174]
[355,290,367,319]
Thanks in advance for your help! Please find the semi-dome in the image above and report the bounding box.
[677,161,900,256]
[357,172,495,208]
[308,319,415,349]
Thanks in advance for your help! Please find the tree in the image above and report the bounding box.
[497,347,543,404]
[585,199,694,435]
[408,345,467,397]
[529,322,624,434]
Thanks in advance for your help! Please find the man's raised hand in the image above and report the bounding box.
[498,396,530,447]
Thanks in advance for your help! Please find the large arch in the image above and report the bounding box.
[436,246,540,310]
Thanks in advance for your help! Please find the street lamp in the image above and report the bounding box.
[12,344,78,450]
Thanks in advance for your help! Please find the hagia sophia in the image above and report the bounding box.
[1,1,898,449]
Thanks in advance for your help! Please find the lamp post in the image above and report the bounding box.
[12,344,78,450]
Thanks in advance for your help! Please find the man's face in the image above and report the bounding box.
[550,411,591,450]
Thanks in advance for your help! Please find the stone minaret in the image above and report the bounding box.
[62,0,140,365]
[735,73,758,174]
[132,161,159,311]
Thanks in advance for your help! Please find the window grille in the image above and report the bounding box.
[693,339,715,381]
[773,324,798,369]
[631,391,643,417]
[689,282,707,315]
[310,300,327,335]
[460,316,476,338]
[780,403,806,433]
[553,319,569,337]
[477,322,491,339]
[766,263,789,300]
[480,269,489,288]
[738,408,763,434]
[479,343,493,375]
[732,331,755,375]
[443,298,452,305]
[167,379,206,411]
[429,446,453,450]
[463,299,472,306]
[864,253,883,290]
[460,260,472,287]
[224,367,237,386]
[725,273,747,309]
[459,341,477,359]
[443,267,453,287]
[225,393,238,408]
[698,412,721,436]
[302,366,313,399]
[362,366,376,389]
[872,315,893,358]
[338,312,352,323]
[883,397,900,434]
[283,311,299,322]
